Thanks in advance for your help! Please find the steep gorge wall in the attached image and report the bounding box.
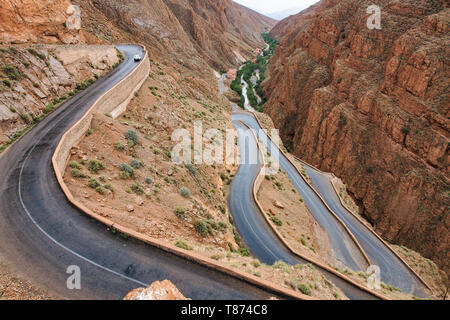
[262,0,449,275]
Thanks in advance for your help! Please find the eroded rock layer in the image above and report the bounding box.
[262,0,449,275]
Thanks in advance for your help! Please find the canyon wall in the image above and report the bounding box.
[262,0,449,275]
[0,0,83,44]
[83,0,275,70]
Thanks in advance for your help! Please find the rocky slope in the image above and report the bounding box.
[261,0,449,276]
[82,0,275,70]
[0,45,119,148]
[0,0,83,44]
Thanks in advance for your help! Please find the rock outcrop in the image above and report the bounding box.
[0,45,118,146]
[262,0,449,275]
[124,280,188,300]
[0,0,83,44]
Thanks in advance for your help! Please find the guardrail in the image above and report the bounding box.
[51,44,312,301]
[237,120,388,300]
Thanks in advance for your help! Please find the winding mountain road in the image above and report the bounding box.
[229,120,379,300]
[230,110,428,298]
[0,45,283,300]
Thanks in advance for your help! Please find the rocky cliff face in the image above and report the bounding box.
[82,0,275,70]
[262,0,449,275]
[0,0,83,44]
[0,45,118,146]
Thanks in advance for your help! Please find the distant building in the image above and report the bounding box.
[226,69,237,80]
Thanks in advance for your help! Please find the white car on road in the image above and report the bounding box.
[134,54,142,61]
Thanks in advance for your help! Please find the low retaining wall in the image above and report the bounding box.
[53,45,151,175]
[237,120,388,300]
[51,45,312,300]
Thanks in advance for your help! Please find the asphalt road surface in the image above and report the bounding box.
[0,45,285,300]
[231,112,427,298]
[229,120,379,300]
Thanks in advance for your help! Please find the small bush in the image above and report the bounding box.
[71,169,86,178]
[175,239,192,250]
[69,161,82,169]
[33,82,40,88]
[125,129,138,146]
[180,187,191,198]
[119,163,134,178]
[271,216,283,226]
[238,247,250,257]
[88,159,105,173]
[145,178,153,184]
[2,65,21,80]
[43,104,54,114]
[194,220,209,237]
[88,178,100,189]
[174,206,186,218]
[130,183,144,195]
[95,186,105,195]
[2,79,11,88]
[85,128,93,136]
[185,164,197,175]
[130,159,142,169]
[297,283,311,296]
[114,142,125,151]
[104,183,115,193]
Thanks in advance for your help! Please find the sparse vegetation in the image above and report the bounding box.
[175,239,193,250]
[271,216,283,226]
[119,163,135,179]
[180,187,191,198]
[88,159,105,173]
[194,220,209,237]
[125,129,138,146]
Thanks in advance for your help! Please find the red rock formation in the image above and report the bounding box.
[262,0,449,275]
[0,0,83,44]
[124,280,188,300]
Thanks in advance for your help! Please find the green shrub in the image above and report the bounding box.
[185,163,197,175]
[145,178,153,184]
[88,159,105,173]
[2,79,11,88]
[2,65,21,80]
[104,183,114,193]
[271,216,283,226]
[218,221,227,230]
[88,178,100,189]
[69,161,82,169]
[33,82,40,88]
[180,187,191,198]
[71,169,86,178]
[95,186,105,195]
[297,283,311,296]
[238,247,250,257]
[174,207,186,218]
[175,239,192,250]
[130,183,144,195]
[130,159,142,169]
[23,61,30,68]
[194,220,209,237]
[125,129,138,146]
[43,104,54,114]
[114,142,125,151]
[119,163,134,178]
